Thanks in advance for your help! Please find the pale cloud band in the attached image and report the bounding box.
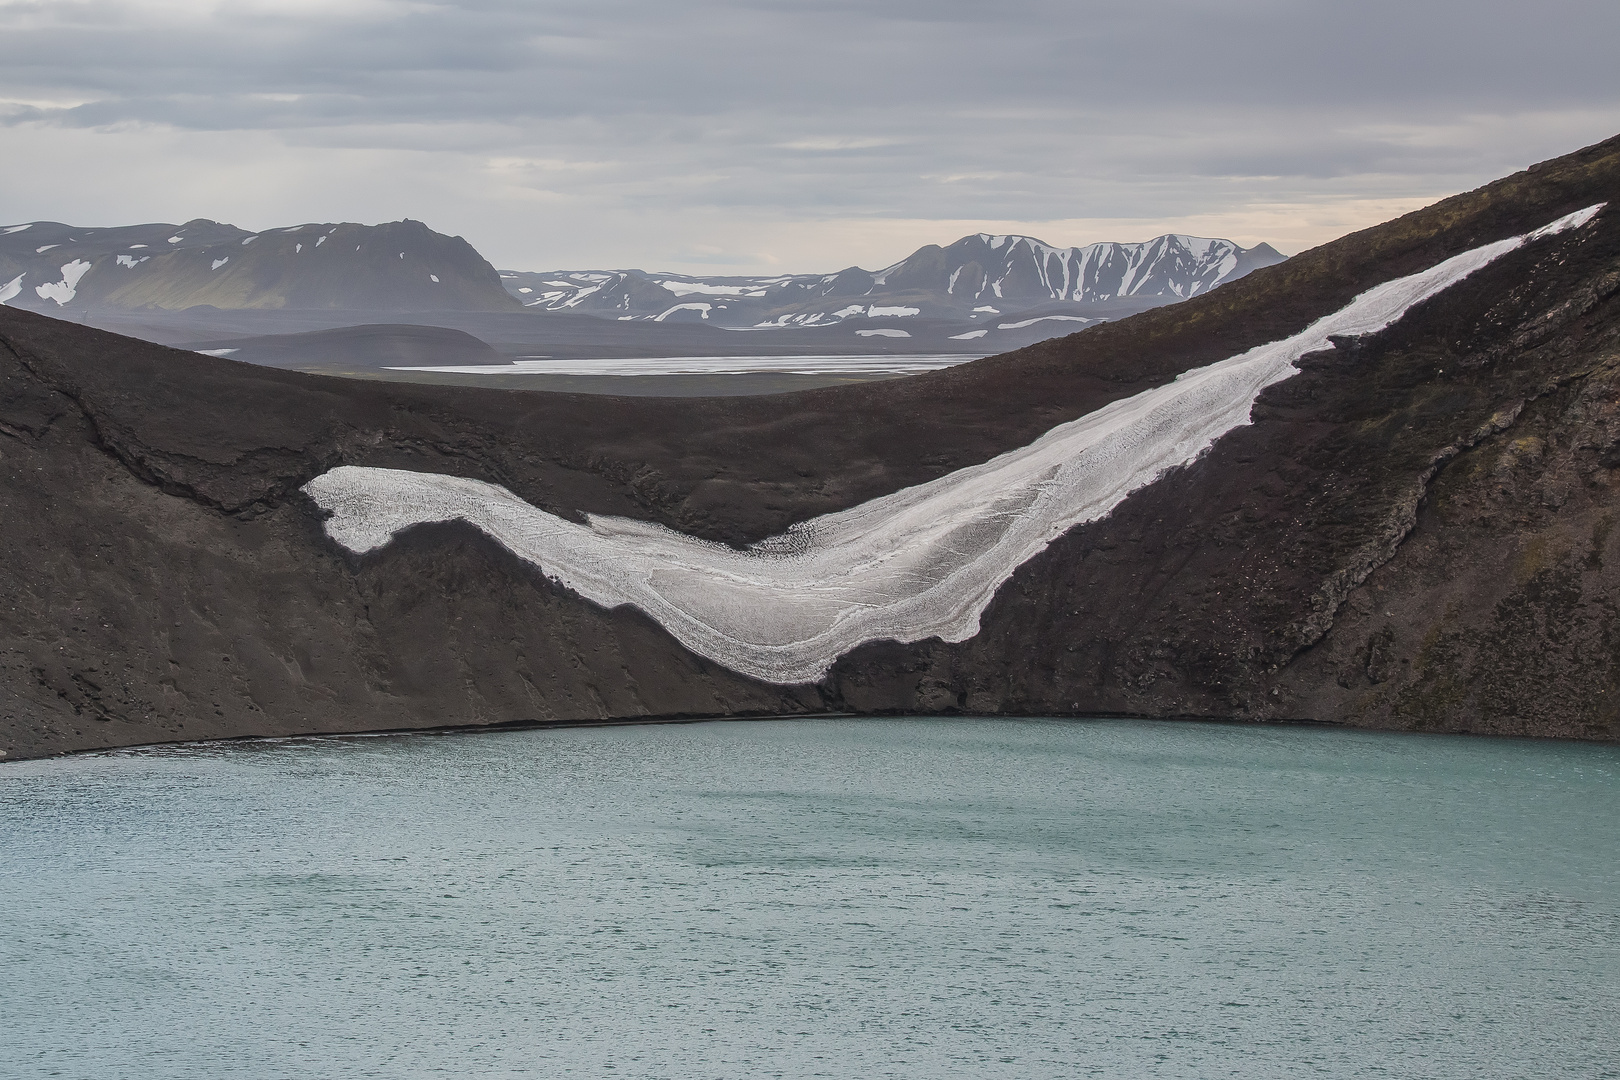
[1,0,1616,272]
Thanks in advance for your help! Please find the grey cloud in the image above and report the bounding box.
[4,1,1616,127]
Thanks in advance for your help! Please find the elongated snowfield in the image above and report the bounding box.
[306,206,1603,684]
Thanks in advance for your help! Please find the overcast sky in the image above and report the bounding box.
[2,0,1617,274]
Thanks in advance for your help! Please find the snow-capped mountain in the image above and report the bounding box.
[879,232,1285,304]
[501,232,1285,329]
[0,219,520,313]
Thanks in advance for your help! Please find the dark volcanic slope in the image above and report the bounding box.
[188,323,504,371]
[4,136,1620,760]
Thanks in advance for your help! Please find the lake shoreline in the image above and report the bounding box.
[29,705,1620,767]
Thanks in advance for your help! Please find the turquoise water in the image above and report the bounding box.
[2,718,1617,1079]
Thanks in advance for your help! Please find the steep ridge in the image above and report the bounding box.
[0,218,521,313]
[2,134,1619,759]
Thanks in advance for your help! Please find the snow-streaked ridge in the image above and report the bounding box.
[499,230,1285,324]
[305,205,1602,684]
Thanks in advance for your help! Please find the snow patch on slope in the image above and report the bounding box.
[34,260,93,306]
[306,205,1603,685]
[998,315,1092,330]
[657,280,768,298]
[653,302,713,322]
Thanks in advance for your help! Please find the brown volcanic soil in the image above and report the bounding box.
[4,135,1620,759]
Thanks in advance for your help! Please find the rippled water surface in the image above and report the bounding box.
[3,719,1617,1079]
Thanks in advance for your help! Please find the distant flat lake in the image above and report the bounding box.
[391,352,980,375]
[3,719,1617,1079]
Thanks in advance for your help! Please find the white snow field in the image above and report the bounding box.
[306,206,1603,685]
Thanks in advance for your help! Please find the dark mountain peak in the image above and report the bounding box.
[877,244,948,291]
[0,216,521,314]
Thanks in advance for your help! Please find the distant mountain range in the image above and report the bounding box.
[2,215,1282,329]
[0,216,1286,359]
[500,233,1286,331]
[0,219,520,313]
